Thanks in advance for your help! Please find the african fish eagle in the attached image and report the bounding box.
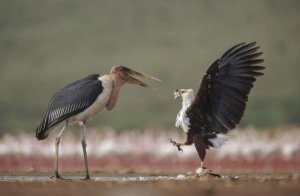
[170,42,265,177]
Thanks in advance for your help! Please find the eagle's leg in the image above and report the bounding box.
[170,134,193,152]
[80,121,90,180]
[194,134,221,178]
[193,134,206,166]
[51,121,68,179]
[194,134,209,176]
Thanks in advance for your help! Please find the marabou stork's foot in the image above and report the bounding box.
[50,173,66,180]
[195,167,221,178]
[169,139,183,152]
[82,175,90,180]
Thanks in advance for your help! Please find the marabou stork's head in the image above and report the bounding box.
[174,89,194,100]
[110,66,161,90]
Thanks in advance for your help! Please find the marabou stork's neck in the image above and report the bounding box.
[181,90,195,109]
[105,65,161,111]
[106,75,126,111]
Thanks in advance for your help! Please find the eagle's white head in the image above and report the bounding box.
[174,89,195,109]
[174,89,194,100]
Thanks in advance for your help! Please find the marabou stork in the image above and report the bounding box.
[170,42,265,177]
[36,66,160,179]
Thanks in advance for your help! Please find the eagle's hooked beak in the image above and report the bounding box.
[174,89,181,100]
[112,66,161,90]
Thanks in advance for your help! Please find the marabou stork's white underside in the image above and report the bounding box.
[36,66,160,179]
[170,42,265,177]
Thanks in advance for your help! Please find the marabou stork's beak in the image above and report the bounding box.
[113,66,161,90]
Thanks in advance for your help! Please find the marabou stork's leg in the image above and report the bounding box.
[51,121,68,179]
[169,134,193,152]
[194,134,221,178]
[80,121,90,180]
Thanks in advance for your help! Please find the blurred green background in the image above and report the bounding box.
[0,0,299,133]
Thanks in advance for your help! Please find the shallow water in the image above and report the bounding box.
[0,174,190,182]
[0,172,297,182]
[0,173,299,196]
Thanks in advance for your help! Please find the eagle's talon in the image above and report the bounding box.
[177,145,183,152]
[169,139,176,145]
[170,139,183,152]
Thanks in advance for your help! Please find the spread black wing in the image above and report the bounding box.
[36,74,103,140]
[186,42,265,135]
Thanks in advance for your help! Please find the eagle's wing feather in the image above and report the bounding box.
[186,42,265,135]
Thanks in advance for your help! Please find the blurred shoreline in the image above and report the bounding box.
[1,127,299,172]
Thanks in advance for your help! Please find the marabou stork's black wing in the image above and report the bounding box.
[186,42,265,134]
[36,74,103,139]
